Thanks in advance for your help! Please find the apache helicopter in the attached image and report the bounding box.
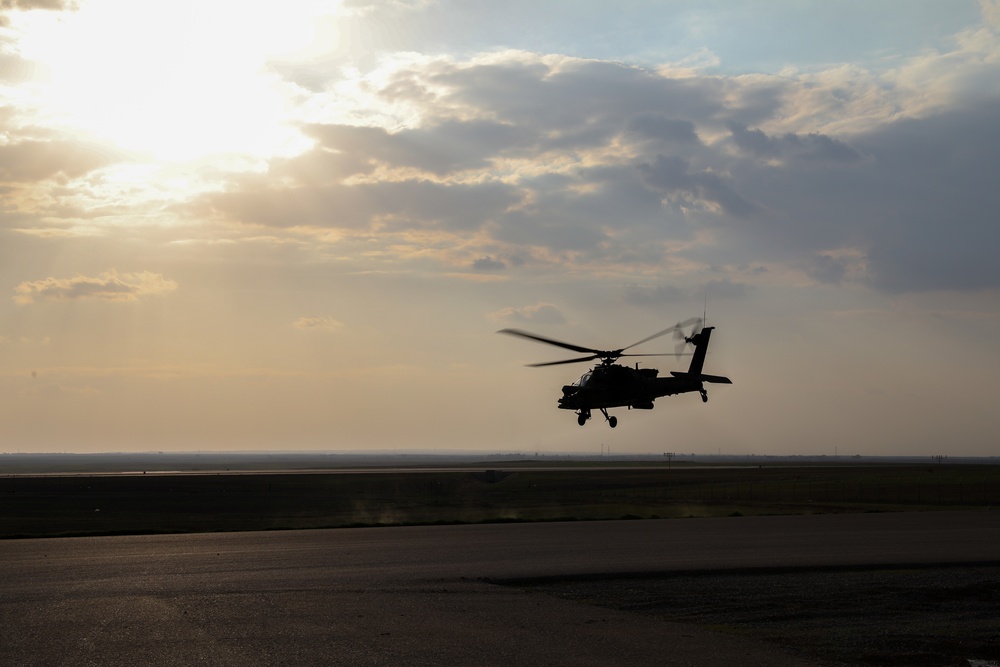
[499,318,731,427]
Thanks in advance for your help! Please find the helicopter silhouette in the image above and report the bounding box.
[499,318,731,427]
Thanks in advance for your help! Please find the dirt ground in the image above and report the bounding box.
[519,564,1000,666]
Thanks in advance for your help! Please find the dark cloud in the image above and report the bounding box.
[491,162,680,258]
[728,122,865,164]
[422,57,734,148]
[638,154,758,219]
[0,140,120,183]
[806,254,850,284]
[722,100,1000,293]
[471,256,505,271]
[626,114,701,146]
[855,102,1000,290]
[721,82,792,129]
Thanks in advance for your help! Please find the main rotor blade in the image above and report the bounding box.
[619,353,691,358]
[525,355,600,367]
[621,325,682,352]
[497,328,599,355]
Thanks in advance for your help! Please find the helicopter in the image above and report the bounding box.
[498,318,731,427]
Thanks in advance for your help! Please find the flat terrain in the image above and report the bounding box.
[3,463,999,537]
[2,511,999,666]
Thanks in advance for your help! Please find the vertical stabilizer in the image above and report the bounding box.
[669,325,732,388]
[686,326,714,376]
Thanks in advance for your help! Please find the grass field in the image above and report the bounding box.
[3,462,999,538]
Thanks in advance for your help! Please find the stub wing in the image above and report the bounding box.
[670,371,732,384]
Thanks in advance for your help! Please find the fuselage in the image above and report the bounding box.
[557,364,702,410]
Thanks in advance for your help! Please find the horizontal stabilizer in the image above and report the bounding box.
[670,371,732,384]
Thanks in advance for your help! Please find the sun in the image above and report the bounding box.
[13,0,342,162]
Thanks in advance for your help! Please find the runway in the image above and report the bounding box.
[2,511,998,666]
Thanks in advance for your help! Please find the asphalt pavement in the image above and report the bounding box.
[2,511,998,666]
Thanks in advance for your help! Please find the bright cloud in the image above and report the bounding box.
[293,316,344,332]
[489,303,567,325]
[13,270,178,303]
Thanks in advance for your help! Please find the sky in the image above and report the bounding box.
[0,0,998,456]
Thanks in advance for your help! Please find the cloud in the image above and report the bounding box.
[13,270,178,304]
[292,316,344,332]
[421,55,736,143]
[983,0,1000,30]
[0,0,73,26]
[471,256,505,271]
[727,123,865,164]
[193,177,520,233]
[638,154,759,219]
[703,278,752,300]
[190,57,753,269]
[178,46,1000,294]
[488,303,566,325]
[723,99,1000,292]
[0,0,72,9]
[302,120,535,177]
[624,279,751,305]
[626,114,702,146]
[852,102,1000,293]
[623,283,686,305]
[0,140,121,183]
[806,254,851,285]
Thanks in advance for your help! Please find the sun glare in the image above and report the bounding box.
[14,1,341,162]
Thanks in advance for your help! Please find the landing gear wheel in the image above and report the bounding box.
[577,414,587,426]
[700,390,708,403]
[608,416,618,428]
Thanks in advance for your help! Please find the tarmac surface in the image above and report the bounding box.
[2,510,998,666]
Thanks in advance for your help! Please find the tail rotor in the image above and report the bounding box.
[673,317,703,359]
